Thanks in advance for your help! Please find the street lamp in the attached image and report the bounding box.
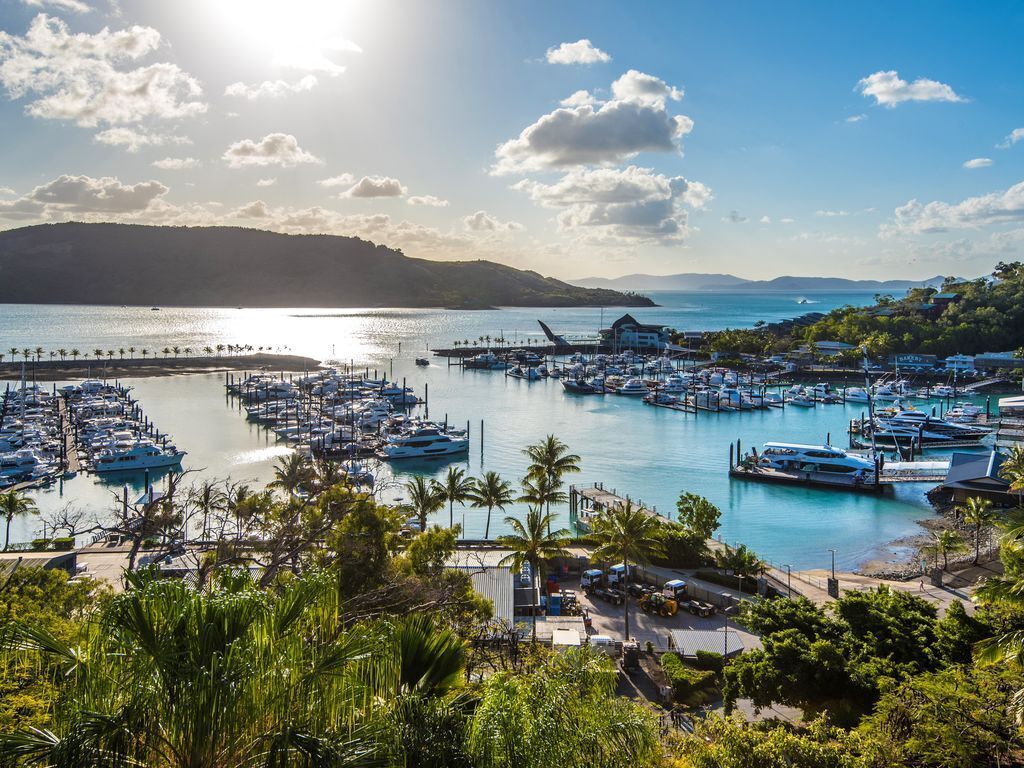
[783,564,792,597]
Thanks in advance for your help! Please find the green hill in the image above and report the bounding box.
[0,223,653,308]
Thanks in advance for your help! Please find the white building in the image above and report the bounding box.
[943,354,976,372]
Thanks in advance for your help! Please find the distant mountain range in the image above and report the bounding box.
[0,223,653,308]
[572,272,948,293]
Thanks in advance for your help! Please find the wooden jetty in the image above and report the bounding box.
[568,483,663,530]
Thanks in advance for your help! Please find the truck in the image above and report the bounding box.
[681,598,716,617]
[663,579,688,600]
[606,563,632,586]
[581,568,604,589]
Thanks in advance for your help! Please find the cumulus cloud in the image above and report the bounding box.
[151,156,198,170]
[493,77,693,174]
[610,70,682,107]
[222,132,320,168]
[256,177,277,187]
[779,217,796,224]
[232,199,272,219]
[0,173,168,220]
[317,173,355,188]
[560,89,596,108]
[273,36,361,76]
[341,175,407,198]
[884,181,1024,235]
[0,14,207,126]
[463,210,523,232]
[856,70,964,107]
[545,39,610,65]
[815,209,848,217]
[845,114,867,123]
[963,157,992,169]
[759,215,771,224]
[723,211,747,224]
[997,128,1024,149]
[93,127,190,153]
[224,75,317,100]
[23,0,90,13]
[407,195,449,207]
[512,166,709,244]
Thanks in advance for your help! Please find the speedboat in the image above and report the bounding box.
[843,387,870,403]
[562,378,601,395]
[415,357,429,366]
[786,387,815,407]
[616,378,650,396]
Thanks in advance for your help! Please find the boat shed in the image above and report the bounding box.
[941,450,1012,504]
[668,629,745,659]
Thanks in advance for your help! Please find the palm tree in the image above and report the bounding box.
[162,346,171,358]
[184,347,192,357]
[216,343,225,356]
[434,467,475,531]
[523,435,581,519]
[48,351,55,362]
[267,453,314,496]
[189,480,229,539]
[7,347,17,362]
[21,347,30,362]
[141,348,149,359]
[405,475,445,532]
[468,471,514,539]
[497,508,570,642]
[57,348,67,361]
[118,347,126,359]
[591,502,665,641]
[518,474,566,525]
[1000,444,1024,509]
[203,346,213,357]
[128,346,135,359]
[34,346,43,361]
[172,346,181,358]
[715,543,764,592]
[959,496,996,564]
[106,350,115,362]
[70,348,80,362]
[932,528,967,571]
[1,490,38,551]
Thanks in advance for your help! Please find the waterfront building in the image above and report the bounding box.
[600,314,671,352]
[974,351,1024,371]
[943,354,976,372]
[889,353,938,370]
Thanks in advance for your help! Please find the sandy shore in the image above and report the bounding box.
[0,353,321,381]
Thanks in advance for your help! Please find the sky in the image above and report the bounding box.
[0,1,1022,281]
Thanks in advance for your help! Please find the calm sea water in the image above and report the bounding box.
[2,292,982,570]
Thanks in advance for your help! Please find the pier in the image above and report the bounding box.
[568,482,663,530]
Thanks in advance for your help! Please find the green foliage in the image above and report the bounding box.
[49,538,74,552]
[675,492,721,541]
[405,524,459,578]
[652,524,709,569]
[29,539,50,551]
[704,328,777,355]
[693,650,725,674]
[661,652,716,703]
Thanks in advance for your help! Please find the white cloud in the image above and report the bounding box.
[884,181,1024,235]
[845,114,867,123]
[407,195,449,207]
[224,75,317,100]
[151,156,198,170]
[610,70,683,107]
[232,199,272,219]
[341,175,406,198]
[779,217,796,224]
[545,39,610,65]
[93,127,191,153]
[560,89,596,108]
[317,173,355,188]
[222,132,320,168]
[494,74,693,174]
[512,166,709,244]
[0,173,168,220]
[463,210,523,232]
[759,215,771,224]
[855,70,964,107]
[963,157,992,169]
[0,14,207,126]
[273,36,361,76]
[815,209,848,217]
[23,0,90,13]
[0,187,14,196]
[256,177,277,187]
[723,211,747,224]
[997,128,1024,149]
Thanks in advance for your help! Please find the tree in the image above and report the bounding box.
[999,443,1024,508]
[931,529,967,571]
[405,475,445,532]
[266,452,314,497]
[127,346,135,359]
[958,496,995,565]
[675,492,721,541]
[523,435,581,518]
[468,471,514,539]
[497,508,570,643]
[1,490,38,551]
[715,543,764,592]
[435,466,475,531]
[186,480,228,540]
[590,502,665,641]
[69,348,79,362]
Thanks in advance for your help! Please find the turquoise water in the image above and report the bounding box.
[1,292,983,570]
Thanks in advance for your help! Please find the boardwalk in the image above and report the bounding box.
[569,483,664,529]
[56,395,81,474]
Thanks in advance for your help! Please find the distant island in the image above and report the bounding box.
[0,223,654,308]
[572,272,948,293]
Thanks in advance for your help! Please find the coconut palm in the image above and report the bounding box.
[92,348,103,360]
[1,490,38,551]
[58,348,67,361]
[468,471,514,539]
[590,502,665,641]
[434,466,475,531]
[172,346,181,358]
[932,528,967,571]
[497,508,570,642]
[128,346,135,359]
[203,345,213,356]
[6,347,16,362]
[70,348,80,362]
[1000,444,1024,509]
[141,348,149,359]
[267,452,314,497]
[518,474,566,522]
[523,435,581,521]
[959,496,996,565]
[188,480,229,539]
[106,350,115,361]
[404,475,445,532]
[216,343,225,356]
[34,346,43,361]
[22,348,30,362]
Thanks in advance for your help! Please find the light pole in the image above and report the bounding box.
[828,549,836,580]
[783,564,792,597]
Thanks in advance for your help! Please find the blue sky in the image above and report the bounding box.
[0,0,1022,280]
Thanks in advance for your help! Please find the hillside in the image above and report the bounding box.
[0,223,653,308]
[572,272,946,293]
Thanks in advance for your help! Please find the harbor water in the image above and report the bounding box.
[1,291,983,570]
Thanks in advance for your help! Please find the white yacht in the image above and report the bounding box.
[92,443,187,473]
[662,374,686,393]
[757,443,874,475]
[380,426,469,460]
[616,378,650,396]
[843,387,870,403]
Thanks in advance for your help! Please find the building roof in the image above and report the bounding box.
[932,292,960,300]
[450,564,515,622]
[942,450,1009,493]
[669,629,745,657]
[607,313,667,333]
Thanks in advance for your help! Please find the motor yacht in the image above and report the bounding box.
[616,378,650,396]
[380,426,469,460]
[757,443,875,475]
[92,443,186,473]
